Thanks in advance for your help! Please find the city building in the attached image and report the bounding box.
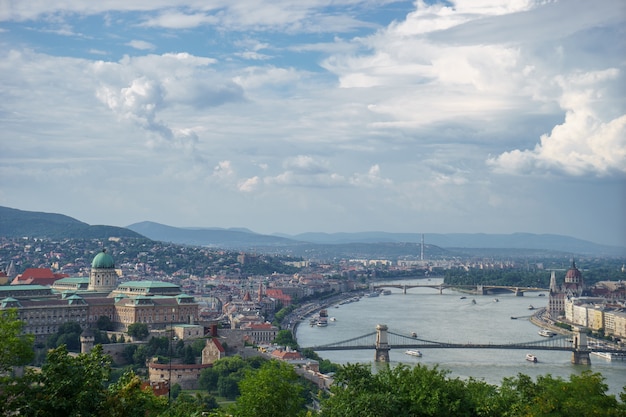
[548,260,586,319]
[0,250,200,342]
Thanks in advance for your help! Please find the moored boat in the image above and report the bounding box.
[538,329,556,337]
[526,353,538,363]
[405,350,422,357]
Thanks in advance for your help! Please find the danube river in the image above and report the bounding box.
[295,278,625,396]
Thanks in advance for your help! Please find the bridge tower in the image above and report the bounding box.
[375,324,390,362]
[571,326,591,365]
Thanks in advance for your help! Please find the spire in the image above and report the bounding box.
[549,270,558,293]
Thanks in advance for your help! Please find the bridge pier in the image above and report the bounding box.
[403,285,407,295]
[571,326,591,365]
[375,324,390,362]
[514,288,524,296]
[476,284,486,295]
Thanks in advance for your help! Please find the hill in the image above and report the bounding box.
[127,221,298,248]
[0,206,144,240]
[1,207,622,257]
[128,222,625,257]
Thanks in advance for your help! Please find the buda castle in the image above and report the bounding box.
[0,250,200,342]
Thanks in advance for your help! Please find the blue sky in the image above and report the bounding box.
[1,0,625,247]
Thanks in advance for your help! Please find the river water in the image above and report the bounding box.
[295,278,625,396]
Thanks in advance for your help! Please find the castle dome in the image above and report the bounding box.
[91,250,115,269]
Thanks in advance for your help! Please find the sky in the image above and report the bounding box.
[0,0,625,247]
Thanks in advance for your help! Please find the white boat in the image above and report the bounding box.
[366,292,380,297]
[538,329,556,337]
[493,298,499,302]
[526,354,538,363]
[329,317,337,322]
[528,305,535,310]
[405,350,422,357]
[591,351,626,361]
[316,320,328,327]
[382,290,391,295]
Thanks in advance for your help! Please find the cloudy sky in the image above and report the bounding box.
[1,0,624,247]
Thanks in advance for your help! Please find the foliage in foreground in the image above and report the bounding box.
[320,363,626,417]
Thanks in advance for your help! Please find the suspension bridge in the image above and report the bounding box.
[301,324,626,364]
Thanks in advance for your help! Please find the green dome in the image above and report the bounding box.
[92,250,115,269]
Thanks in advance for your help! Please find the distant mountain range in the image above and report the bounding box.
[1,206,623,257]
[0,206,143,240]
[126,222,624,257]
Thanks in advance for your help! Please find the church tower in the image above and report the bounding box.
[88,249,118,293]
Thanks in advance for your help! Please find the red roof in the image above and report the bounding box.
[11,268,68,286]
[272,350,302,360]
[208,338,225,353]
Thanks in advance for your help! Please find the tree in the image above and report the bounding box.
[320,363,504,417]
[235,360,307,417]
[164,392,220,417]
[273,329,298,349]
[104,370,168,417]
[46,321,82,351]
[29,344,112,417]
[0,308,34,373]
[127,323,150,340]
[96,315,115,331]
[183,345,196,364]
[0,309,35,416]
[500,371,626,417]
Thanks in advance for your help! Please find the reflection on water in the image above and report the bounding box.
[296,278,626,396]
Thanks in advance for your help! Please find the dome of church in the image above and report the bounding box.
[91,250,115,269]
[565,260,582,283]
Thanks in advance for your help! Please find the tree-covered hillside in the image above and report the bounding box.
[0,206,144,239]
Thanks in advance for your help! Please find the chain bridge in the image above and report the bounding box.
[301,324,626,365]
[372,283,549,296]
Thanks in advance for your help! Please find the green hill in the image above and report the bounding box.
[0,206,145,239]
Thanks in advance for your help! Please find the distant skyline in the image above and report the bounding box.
[0,1,624,247]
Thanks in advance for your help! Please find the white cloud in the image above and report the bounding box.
[238,176,259,192]
[488,69,626,176]
[126,40,156,51]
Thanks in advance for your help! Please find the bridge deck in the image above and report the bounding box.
[303,330,626,355]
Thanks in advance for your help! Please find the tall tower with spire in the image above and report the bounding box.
[549,270,558,293]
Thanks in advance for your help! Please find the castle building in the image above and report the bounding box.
[1,250,200,341]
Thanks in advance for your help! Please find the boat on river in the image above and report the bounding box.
[317,309,329,327]
[591,351,626,361]
[405,350,422,357]
[526,354,538,363]
[538,329,556,337]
